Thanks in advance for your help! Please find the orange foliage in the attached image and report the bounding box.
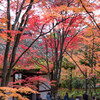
[0,87,38,100]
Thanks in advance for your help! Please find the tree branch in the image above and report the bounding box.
[80,0,100,30]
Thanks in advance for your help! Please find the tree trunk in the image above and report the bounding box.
[1,41,10,87]
[93,76,97,95]
[51,83,58,100]
[69,68,72,91]
[5,34,21,86]
[84,71,87,93]
[1,0,11,87]
[88,78,92,100]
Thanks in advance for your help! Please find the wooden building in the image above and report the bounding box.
[10,69,52,100]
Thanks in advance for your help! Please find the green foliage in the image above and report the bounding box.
[79,59,90,66]
[58,88,84,99]
[97,48,100,51]
[34,65,41,70]
[51,32,58,39]
[72,77,83,89]
[60,77,83,89]
[58,88,100,99]
[61,80,69,88]
[62,58,76,69]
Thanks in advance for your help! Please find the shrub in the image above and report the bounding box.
[72,77,83,89]
[61,80,69,88]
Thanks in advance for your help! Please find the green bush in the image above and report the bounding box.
[72,77,83,89]
[61,80,69,88]
[60,77,84,89]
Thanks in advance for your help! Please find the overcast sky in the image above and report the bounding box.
[0,1,100,24]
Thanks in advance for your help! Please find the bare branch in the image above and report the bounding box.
[80,0,100,30]
[66,51,85,76]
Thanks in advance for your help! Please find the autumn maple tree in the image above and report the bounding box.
[35,11,86,99]
[78,27,100,95]
[65,24,100,98]
[0,0,62,87]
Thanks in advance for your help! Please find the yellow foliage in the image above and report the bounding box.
[0,87,38,100]
[17,87,38,94]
